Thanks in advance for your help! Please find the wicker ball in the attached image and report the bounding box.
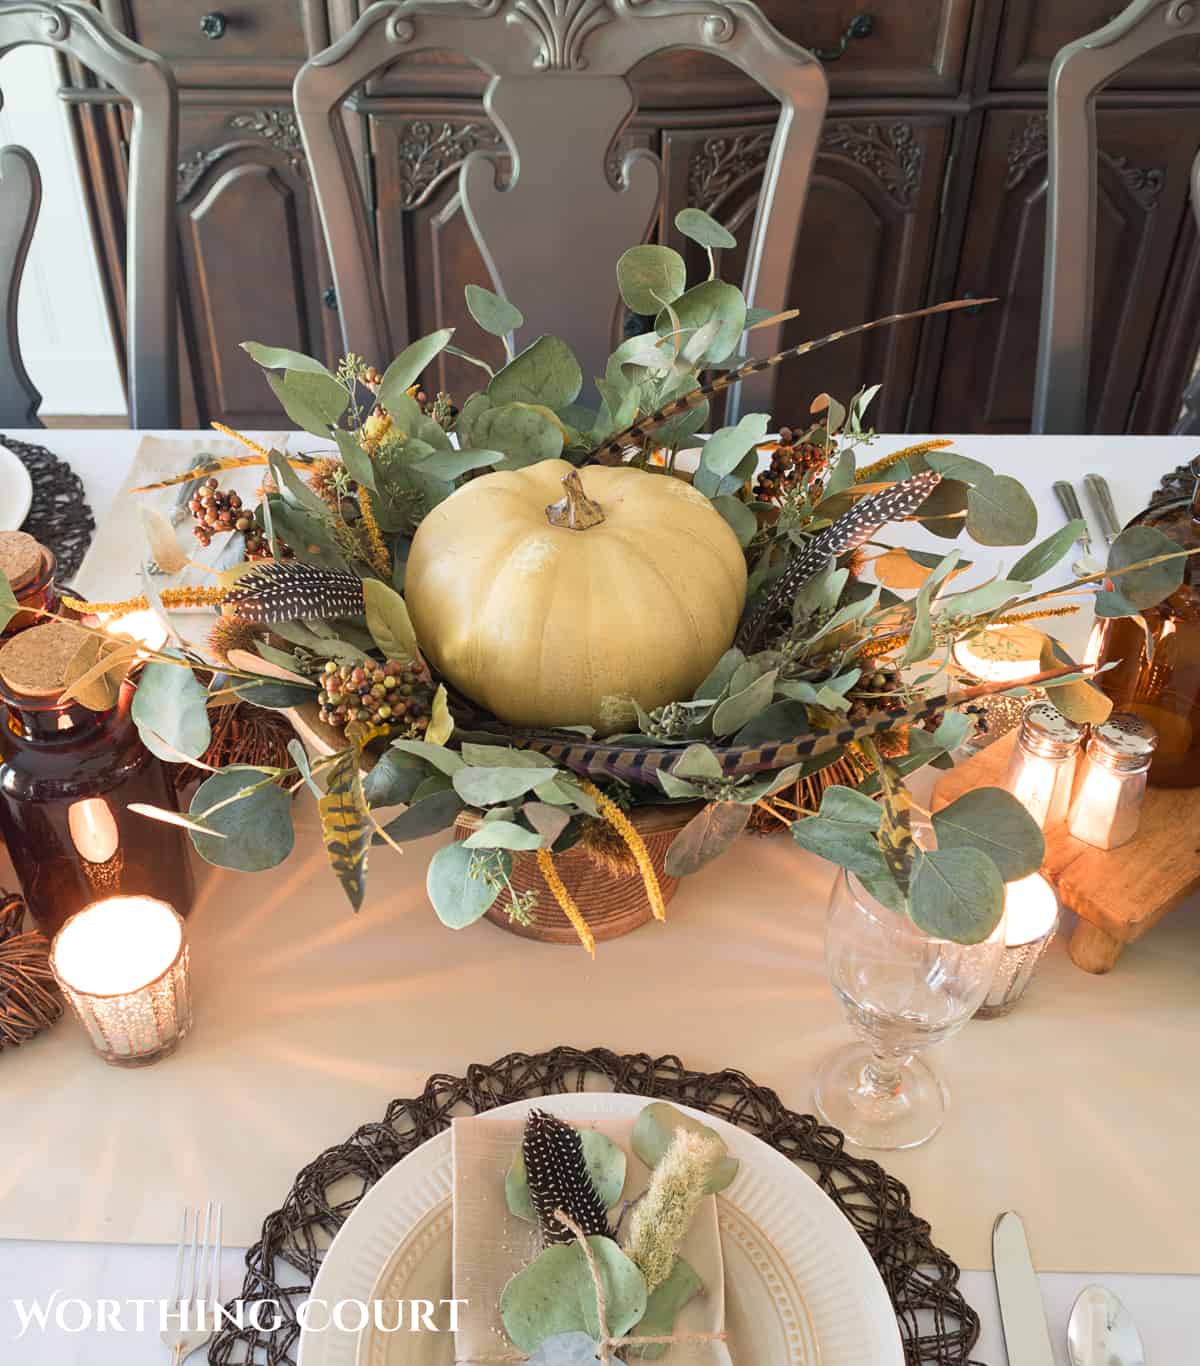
[0,891,25,942]
[0,905,63,1050]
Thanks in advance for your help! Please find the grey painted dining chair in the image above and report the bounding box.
[1174,151,1200,435]
[294,0,827,419]
[0,2,178,428]
[1033,0,1200,434]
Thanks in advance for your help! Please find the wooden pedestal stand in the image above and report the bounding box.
[932,731,1200,973]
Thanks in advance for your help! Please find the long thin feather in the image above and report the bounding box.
[225,561,365,624]
[130,452,320,494]
[523,1109,611,1246]
[598,297,994,462]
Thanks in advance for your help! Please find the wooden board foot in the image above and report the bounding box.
[1069,919,1126,974]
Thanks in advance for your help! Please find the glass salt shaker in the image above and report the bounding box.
[1067,714,1158,850]
[1005,701,1086,829]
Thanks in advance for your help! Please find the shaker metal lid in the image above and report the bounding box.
[1019,699,1086,746]
[1089,713,1159,762]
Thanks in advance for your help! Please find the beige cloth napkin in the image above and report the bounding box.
[451,1113,726,1364]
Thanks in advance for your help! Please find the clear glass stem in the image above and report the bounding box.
[859,1058,904,1102]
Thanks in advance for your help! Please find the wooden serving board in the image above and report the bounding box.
[932,731,1200,973]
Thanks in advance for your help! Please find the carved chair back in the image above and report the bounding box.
[0,2,177,428]
[1174,150,1200,435]
[295,0,827,417]
[1034,0,1200,434]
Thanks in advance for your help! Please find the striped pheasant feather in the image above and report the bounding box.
[522,1109,611,1246]
[226,561,366,624]
[736,469,943,651]
[599,297,991,462]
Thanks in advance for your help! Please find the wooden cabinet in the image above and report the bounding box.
[933,108,1200,434]
[175,103,338,429]
[60,0,1200,436]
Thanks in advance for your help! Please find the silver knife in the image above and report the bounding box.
[994,1212,1056,1366]
[1084,473,1122,545]
[1053,481,1092,558]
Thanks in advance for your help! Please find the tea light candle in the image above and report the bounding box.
[49,895,192,1066]
[104,609,169,654]
[976,873,1059,1018]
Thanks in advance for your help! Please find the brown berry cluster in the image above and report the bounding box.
[243,529,294,561]
[189,478,252,546]
[317,658,433,734]
[753,427,832,503]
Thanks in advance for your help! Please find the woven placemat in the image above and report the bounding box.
[210,1045,980,1366]
[3,434,95,580]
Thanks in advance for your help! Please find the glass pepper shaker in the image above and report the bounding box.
[1005,700,1086,829]
[0,620,195,937]
[1067,714,1158,850]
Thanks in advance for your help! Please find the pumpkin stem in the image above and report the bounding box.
[546,470,605,531]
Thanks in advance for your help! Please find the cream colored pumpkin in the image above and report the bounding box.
[404,459,748,734]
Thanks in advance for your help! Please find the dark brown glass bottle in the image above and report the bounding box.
[1093,469,1200,788]
[0,676,195,937]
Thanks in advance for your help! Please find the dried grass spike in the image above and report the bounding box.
[536,847,596,956]
[579,781,667,921]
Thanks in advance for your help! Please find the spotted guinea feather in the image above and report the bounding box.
[736,469,942,651]
[522,1109,612,1246]
[226,561,366,624]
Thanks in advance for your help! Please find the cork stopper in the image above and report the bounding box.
[0,620,89,697]
[0,530,44,595]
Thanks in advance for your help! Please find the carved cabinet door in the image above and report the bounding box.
[932,108,1200,434]
[175,103,337,428]
[660,114,952,429]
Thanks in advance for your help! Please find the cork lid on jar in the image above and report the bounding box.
[0,619,88,698]
[0,531,45,595]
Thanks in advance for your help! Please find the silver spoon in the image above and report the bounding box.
[1067,1284,1146,1366]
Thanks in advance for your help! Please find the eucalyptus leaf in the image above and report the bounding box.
[732,700,810,747]
[475,403,564,467]
[375,788,465,842]
[1106,525,1186,610]
[527,1334,603,1365]
[465,282,524,338]
[909,847,1005,944]
[675,206,736,249]
[1009,520,1086,582]
[131,658,211,762]
[426,841,502,928]
[711,493,758,547]
[938,578,1031,620]
[692,649,745,702]
[460,744,557,769]
[700,413,771,477]
[630,1102,738,1195]
[501,1238,647,1354]
[139,505,188,575]
[241,342,336,376]
[0,575,16,633]
[932,787,1044,882]
[1094,587,1141,618]
[506,1129,627,1222]
[362,748,429,808]
[462,819,544,850]
[711,668,777,736]
[411,446,501,481]
[926,450,993,486]
[188,767,294,871]
[268,499,352,572]
[265,370,347,439]
[671,745,724,782]
[389,738,465,775]
[616,244,687,314]
[489,335,583,410]
[427,683,454,746]
[377,328,454,413]
[454,766,558,805]
[363,579,419,661]
[916,477,970,539]
[523,801,571,845]
[966,475,1038,547]
[626,1256,704,1360]
[663,801,751,876]
[233,678,318,710]
[657,280,746,365]
[1040,637,1114,724]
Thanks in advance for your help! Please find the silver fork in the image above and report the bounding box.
[162,1202,223,1365]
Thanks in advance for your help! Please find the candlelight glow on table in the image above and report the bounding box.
[953,625,1046,746]
[976,873,1060,1019]
[49,895,191,1066]
[102,608,169,653]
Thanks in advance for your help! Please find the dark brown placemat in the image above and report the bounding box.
[3,434,95,580]
[209,1045,980,1365]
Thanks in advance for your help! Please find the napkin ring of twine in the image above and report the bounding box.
[464,1208,728,1364]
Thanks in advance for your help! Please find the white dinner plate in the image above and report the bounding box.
[0,442,33,531]
[297,1093,902,1366]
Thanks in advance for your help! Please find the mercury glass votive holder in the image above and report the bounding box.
[975,873,1060,1019]
[49,895,192,1066]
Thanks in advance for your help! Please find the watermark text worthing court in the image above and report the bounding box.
[9,1295,467,1339]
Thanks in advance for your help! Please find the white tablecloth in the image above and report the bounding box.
[3,430,1199,1365]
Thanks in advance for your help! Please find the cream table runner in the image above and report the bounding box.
[1,431,1198,1276]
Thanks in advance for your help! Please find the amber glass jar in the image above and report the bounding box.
[0,531,58,635]
[0,624,195,936]
[1093,472,1200,787]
